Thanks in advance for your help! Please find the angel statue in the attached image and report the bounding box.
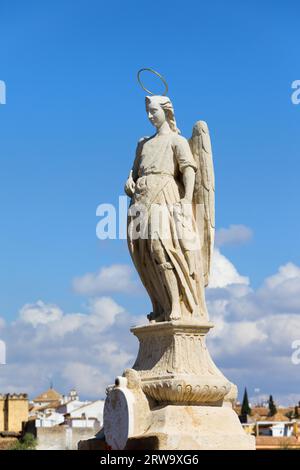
[125,69,215,323]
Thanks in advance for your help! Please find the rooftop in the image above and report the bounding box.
[32,388,62,403]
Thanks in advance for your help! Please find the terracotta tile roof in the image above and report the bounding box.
[251,407,269,417]
[32,388,62,403]
[253,408,294,422]
[256,436,300,449]
[30,400,62,412]
[262,412,291,422]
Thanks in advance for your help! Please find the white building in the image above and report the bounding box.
[35,410,64,428]
[68,400,104,423]
[65,417,98,429]
[56,399,91,415]
[250,421,295,437]
[271,422,293,437]
[30,388,104,430]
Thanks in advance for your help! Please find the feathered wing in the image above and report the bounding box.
[189,121,215,287]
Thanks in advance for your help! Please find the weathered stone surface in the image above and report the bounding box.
[131,321,230,405]
[125,405,255,450]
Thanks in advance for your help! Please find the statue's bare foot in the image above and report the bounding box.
[169,310,181,321]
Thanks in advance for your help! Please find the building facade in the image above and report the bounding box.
[0,394,28,434]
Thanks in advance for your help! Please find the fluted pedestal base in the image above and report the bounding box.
[131,320,230,405]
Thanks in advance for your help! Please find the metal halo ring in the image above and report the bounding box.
[137,68,168,96]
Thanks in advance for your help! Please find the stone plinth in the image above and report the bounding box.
[125,405,255,450]
[131,321,230,405]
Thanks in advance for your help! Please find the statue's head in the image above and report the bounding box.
[145,95,180,134]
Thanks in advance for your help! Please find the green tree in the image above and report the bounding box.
[285,410,293,420]
[268,395,277,417]
[241,388,251,417]
[9,433,37,451]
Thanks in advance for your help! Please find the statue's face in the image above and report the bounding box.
[146,100,166,129]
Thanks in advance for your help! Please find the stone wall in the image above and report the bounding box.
[36,425,97,450]
[0,397,4,432]
[0,437,18,450]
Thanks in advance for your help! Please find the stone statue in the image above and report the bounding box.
[103,70,255,450]
[125,93,214,323]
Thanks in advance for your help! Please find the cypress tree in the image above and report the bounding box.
[268,395,277,417]
[241,388,251,416]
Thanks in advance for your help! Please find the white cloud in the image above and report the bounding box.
[18,297,126,340]
[264,263,300,289]
[86,296,125,332]
[72,264,138,295]
[257,263,300,313]
[209,321,268,357]
[19,300,63,327]
[259,314,300,353]
[61,362,111,397]
[0,295,142,399]
[215,224,253,247]
[205,259,300,405]
[209,249,249,288]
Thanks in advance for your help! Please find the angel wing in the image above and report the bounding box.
[189,121,215,287]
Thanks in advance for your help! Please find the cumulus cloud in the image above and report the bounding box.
[72,264,139,295]
[17,297,126,340]
[264,263,300,289]
[209,248,249,288]
[86,297,125,331]
[215,224,253,247]
[205,259,300,405]
[61,362,112,397]
[209,321,268,357]
[0,317,5,329]
[0,295,143,399]
[257,263,300,313]
[19,300,63,327]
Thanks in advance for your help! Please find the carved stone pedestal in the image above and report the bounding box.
[104,321,255,450]
[131,321,230,405]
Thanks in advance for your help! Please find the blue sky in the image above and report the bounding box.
[0,0,300,403]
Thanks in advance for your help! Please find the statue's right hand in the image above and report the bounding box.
[124,171,136,197]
